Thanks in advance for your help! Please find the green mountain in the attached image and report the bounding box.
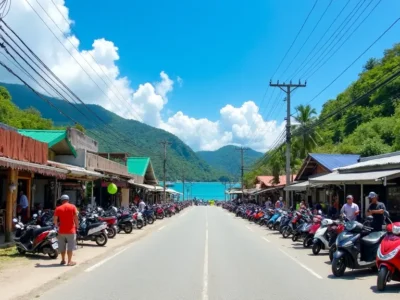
[197,145,263,180]
[0,82,228,181]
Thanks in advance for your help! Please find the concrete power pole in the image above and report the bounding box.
[160,140,171,203]
[235,147,249,200]
[269,80,306,206]
[182,166,185,202]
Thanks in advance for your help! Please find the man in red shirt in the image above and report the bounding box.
[53,195,79,266]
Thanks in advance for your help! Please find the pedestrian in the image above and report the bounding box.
[18,191,29,223]
[340,195,359,221]
[265,197,272,209]
[328,198,339,219]
[366,191,386,231]
[300,200,307,210]
[53,195,79,266]
[138,198,146,213]
[275,197,283,209]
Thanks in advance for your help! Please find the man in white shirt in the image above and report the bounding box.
[340,195,360,222]
[138,199,146,213]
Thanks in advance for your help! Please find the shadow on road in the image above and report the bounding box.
[327,269,375,280]
[370,284,400,294]
[34,263,65,268]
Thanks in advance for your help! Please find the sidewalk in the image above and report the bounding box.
[0,233,15,249]
[0,218,169,300]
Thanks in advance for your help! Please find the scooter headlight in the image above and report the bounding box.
[377,245,399,261]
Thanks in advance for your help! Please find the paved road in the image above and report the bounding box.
[36,207,400,300]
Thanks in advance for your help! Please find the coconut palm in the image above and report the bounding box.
[293,104,319,158]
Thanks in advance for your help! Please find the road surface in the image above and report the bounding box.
[35,206,400,300]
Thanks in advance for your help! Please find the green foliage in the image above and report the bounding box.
[246,43,400,182]
[1,83,227,182]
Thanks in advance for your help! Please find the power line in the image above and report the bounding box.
[281,0,333,80]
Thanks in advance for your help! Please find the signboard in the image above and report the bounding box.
[68,128,99,152]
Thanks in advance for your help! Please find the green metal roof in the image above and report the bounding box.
[18,129,77,157]
[127,157,151,176]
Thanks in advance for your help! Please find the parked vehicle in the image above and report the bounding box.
[116,210,135,234]
[13,218,58,259]
[77,215,109,246]
[331,215,386,277]
[303,214,323,248]
[376,212,400,291]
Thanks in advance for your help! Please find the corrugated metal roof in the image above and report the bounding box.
[18,130,66,147]
[309,153,360,171]
[47,160,104,178]
[309,169,400,184]
[127,157,150,176]
[338,154,400,171]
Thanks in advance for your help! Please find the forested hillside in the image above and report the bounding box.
[245,43,400,186]
[0,84,227,181]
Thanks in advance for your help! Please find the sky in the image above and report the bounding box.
[1,0,400,152]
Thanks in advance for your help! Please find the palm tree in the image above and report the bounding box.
[293,104,318,158]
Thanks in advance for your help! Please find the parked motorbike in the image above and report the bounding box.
[142,206,155,225]
[77,215,108,246]
[116,210,135,234]
[13,218,58,259]
[331,215,386,277]
[303,214,323,248]
[376,212,400,291]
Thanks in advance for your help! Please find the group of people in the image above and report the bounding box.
[264,197,285,209]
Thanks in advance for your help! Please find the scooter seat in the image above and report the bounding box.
[33,226,52,237]
[87,222,105,230]
[361,231,386,245]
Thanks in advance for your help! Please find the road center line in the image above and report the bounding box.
[261,237,270,243]
[202,208,209,300]
[246,226,254,232]
[158,225,166,231]
[279,249,323,279]
[85,246,128,272]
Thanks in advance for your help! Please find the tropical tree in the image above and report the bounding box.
[292,104,318,158]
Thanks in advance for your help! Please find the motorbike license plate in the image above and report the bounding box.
[51,237,58,243]
[52,242,58,249]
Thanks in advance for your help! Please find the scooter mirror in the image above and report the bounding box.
[33,214,38,219]
[12,218,18,223]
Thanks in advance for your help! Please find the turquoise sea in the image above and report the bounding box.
[164,182,241,201]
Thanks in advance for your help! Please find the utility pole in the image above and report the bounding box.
[160,140,171,203]
[182,166,185,202]
[235,147,249,200]
[269,80,306,207]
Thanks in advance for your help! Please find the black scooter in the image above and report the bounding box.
[331,215,386,277]
[116,211,134,234]
[77,216,109,246]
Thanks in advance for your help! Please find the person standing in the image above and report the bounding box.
[18,191,29,223]
[340,195,359,221]
[138,198,146,213]
[366,191,386,231]
[328,198,339,219]
[265,198,272,209]
[53,195,79,266]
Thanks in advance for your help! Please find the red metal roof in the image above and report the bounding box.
[256,175,296,187]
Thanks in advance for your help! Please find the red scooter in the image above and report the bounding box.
[376,214,400,291]
[303,214,323,248]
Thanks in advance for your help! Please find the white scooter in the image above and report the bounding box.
[312,218,333,255]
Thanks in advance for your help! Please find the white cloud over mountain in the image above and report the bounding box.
[1,0,284,152]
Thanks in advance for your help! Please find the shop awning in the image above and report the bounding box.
[130,182,163,191]
[166,188,182,195]
[284,181,310,191]
[47,161,104,179]
[0,156,68,178]
[309,169,400,185]
[252,187,280,195]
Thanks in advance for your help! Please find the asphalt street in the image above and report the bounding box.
[36,206,400,300]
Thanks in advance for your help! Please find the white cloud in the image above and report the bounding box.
[1,0,283,152]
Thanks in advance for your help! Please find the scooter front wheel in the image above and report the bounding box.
[48,248,59,259]
[292,234,299,242]
[377,266,390,291]
[332,257,346,277]
[123,223,133,234]
[282,227,291,238]
[16,247,26,255]
[95,233,108,246]
[312,242,321,255]
[303,236,313,248]
[107,227,117,239]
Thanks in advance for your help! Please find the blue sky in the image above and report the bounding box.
[3,0,400,151]
[65,0,400,122]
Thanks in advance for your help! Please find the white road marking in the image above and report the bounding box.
[279,249,323,279]
[158,225,166,231]
[261,237,270,243]
[85,246,128,272]
[246,226,254,232]
[202,208,209,300]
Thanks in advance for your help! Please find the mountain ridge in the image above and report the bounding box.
[1,82,231,181]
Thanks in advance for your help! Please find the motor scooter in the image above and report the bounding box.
[312,218,333,254]
[376,212,400,291]
[331,215,386,277]
[13,218,58,258]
